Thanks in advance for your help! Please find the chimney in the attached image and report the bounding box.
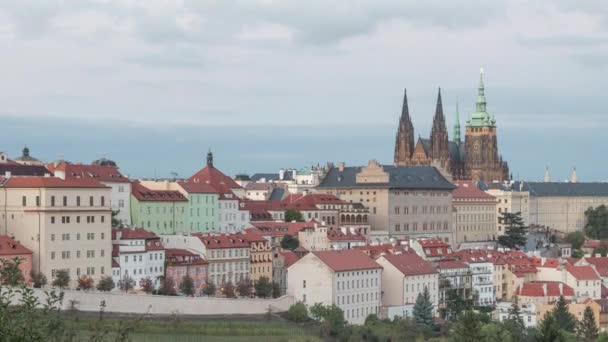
[44,173,51,178]
[559,282,563,294]
[543,283,547,296]
[338,162,345,172]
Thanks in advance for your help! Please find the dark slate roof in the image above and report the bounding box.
[317,165,456,190]
[511,181,608,197]
[420,138,465,162]
[251,173,280,182]
[0,164,52,176]
[269,187,286,201]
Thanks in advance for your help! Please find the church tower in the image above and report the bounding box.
[394,88,415,165]
[464,69,508,182]
[429,88,450,167]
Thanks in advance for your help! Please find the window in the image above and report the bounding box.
[101,196,105,206]
[63,196,67,206]
[303,280,306,288]
[119,199,124,208]
[101,215,105,223]
[51,196,55,207]
[89,196,94,206]
[76,196,81,206]
[51,216,55,224]
[22,196,27,206]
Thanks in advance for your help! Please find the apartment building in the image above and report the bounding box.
[196,233,250,286]
[130,181,188,234]
[452,181,497,244]
[165,248,209,296]
[0,176,112,286]
[111,228,165,290]
[242,229,273,283]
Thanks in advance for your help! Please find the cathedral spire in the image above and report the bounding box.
[430,87,449,162]
[467,67,492,127]
[394,88,415,165]
[434,87,445,125]
[400,88,411,124]
[453,100,461,147]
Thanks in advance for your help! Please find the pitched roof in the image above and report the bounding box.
[242,228,269,243]
[516,281,574,297]
[382,253,437,276]
[177,180,219,194]
[131,181,187,202]
[245,182,275,191]
[311,249,382,272]
[436,260,469,269]
[165,248,208,266]
[452,181,496,200]
[0,176,108,189]
[327,230,366,241]
[0,164,52,177]
[0,235,32,256]
[188,165,242,191]
[112,228,159,240]
[353,244,409,258]
[566,264,601,280]
[194,233,250,249]
[49,162,130,183]
[317,165,457,190]
[583,240,601,249]
[511,181,608,197]
[279,251,299,268]
[250,221,315,237]
[582,257,608,277]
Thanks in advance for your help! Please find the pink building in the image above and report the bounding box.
[165,248,209,296]
[0,235,33,284]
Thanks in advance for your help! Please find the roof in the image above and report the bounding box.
[452,181,496,200]
[48,162,130,183]
[188,164,242,191]
[436,260,469,269]
[317,165,456,190]
[581,257,608,277]
[279,251,299,268]
[242,228,269,243]
[165,248,208,266]
[311,249,382,272]
[250,221,315,237]
[516,281,574,297]
[250,173,294,182]
[112,228,159,240]
[0,176,108,189]
[353,244,409,258]
[327,230,366,241]
[420,138,465,163]
[0,164,52,176]
[0,235,33,256]
[583,240,601,249]
[511,181,608,197]
[245,182,275,191]
[566,264,601,280]
[417,239,452,257]
[195,233,250,249]
[177,180,219,194]
[131,181,187,202]
[382,253,437,276]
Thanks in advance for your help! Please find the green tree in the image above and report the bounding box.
[497,212,528,249]
[77,275,94,291]
[236,277,253,297]
[309,303,347,337]
[202,282,216,296]
[111,209,122,227]
[0,257,25,286]
[285,209,304,222]
[564,231,585,250]
[30,271,47,288]
[503,301,526,341]
[272,282,281,298]
[287,302,308,322]
[552,295,577,333]
[96,275,115,292]
[280,234,299,251]
[179,275,195,296]
[584,205,608,239]
[159,276,177,296]
[413,286,435,331]
[598,332,608,342]
[139,276,154,294]
[577,306,599,342]
[223,281,236,298]
[52,269,70,289]
[450,309,482,342]
[480,322,513,342]
[445,288,470,320]
[254,276,273,298]
[594,242,608,257]
[117,274,135,293]
[535,312,566,342]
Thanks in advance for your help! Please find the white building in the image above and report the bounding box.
[470,261,495,306]
[494,302,537,328]
[49,162,133,225]
[287,249,382,325]
[376,252,439,319]
[483,182,530,236]
[111,228,165,290]
[218,193,250,233]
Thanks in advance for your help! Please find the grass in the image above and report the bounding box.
[65,313,321,342]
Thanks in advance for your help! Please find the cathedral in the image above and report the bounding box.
[393,70,509,182]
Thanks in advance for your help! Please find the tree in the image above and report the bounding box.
[138,277,154,294]
[450,309,482,342]
[111,209,121,227]
[280,234,299,251]
[564,231,585,250]
[309,303,347,337]
[413,286,435,331]
[503,301,526,341]
[96,276,115,292]
[584,205,608,239]
[223,281,236,298]
[272,282,281,298]
[117,274,135,293]
[77,275,94,291]
[202,282,216,296]
[236,277,253,297]
[497,212,528,249]
[0,257,25,286]
[444,288,470,320]
[594,242,608,257]
[254,276,273,298]
[480,322,513,342]
[31,271,47,288]
[287,302,308,322]
[159,276,177,296]
[535,312,566,342]
[552,295,577,333]
[577,306,599,342]
[179,275,195,296]
[52,269,70,289]
[285,209,304,222]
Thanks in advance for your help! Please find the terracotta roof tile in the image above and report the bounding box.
[49,162,130,183]
[0,235,32,256]
[566,264,601,280]
[194,233,250,249]
[1,176,108,188]
[131,181,187,202]
[382,253,437,276]
[452,181,496,200]
[311,249,382,272]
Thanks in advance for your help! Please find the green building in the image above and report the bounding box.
[177,181,220,233]
[130,182,189,234]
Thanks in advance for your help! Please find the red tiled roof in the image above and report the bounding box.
[250,221,315,237]
[281,193,347,211]
[188,165,242,192]
[516,281,574,297]
[583,240,601,249]
[327,230,366,241]
[418,239,452,257]
[242,228,269,243]
[49,162,130,183]
[382,253,438,276]
[112,228,159,240]
[310,249,382,272]
[165,248,208,265]
[194,233,250,249]
[582,257,608,277]
[452,181,496,200]
[280,251,299,268]
[132,181,187,202]
[177,180,218,194]
[0,235,32,256]
[353,244,409,258]
[1,176,108,188]
[245,182,275,191]
[0,163,52,177]
[436,260,469,269]
[566,264,601,280]
[242,200,285,212]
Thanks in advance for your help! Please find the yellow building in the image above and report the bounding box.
[243,229,273,283]
[536,298,600,328]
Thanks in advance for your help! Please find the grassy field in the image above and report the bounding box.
[66,313,321,342]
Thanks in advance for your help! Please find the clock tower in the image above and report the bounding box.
[464,69,508,182]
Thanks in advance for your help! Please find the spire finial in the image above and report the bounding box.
[206,149,213,168]
[454,100,461,146]
[400,88,410,121]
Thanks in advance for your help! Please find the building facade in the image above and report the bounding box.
[0,235,33,284]
[452,181,497,244]
[130,181,188,235]
[196,233,250,287]
[483,182,530,236]
[165,248,209,296]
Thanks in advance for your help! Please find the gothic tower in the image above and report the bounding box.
[464,69,508,182]
[394,88,415,165]
[429,88,450,165]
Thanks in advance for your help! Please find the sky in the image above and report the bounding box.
[0,1,607,181]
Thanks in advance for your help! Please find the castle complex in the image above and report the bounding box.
[394,70,509,182]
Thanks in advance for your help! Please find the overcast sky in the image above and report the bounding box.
[0,1,607,180]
